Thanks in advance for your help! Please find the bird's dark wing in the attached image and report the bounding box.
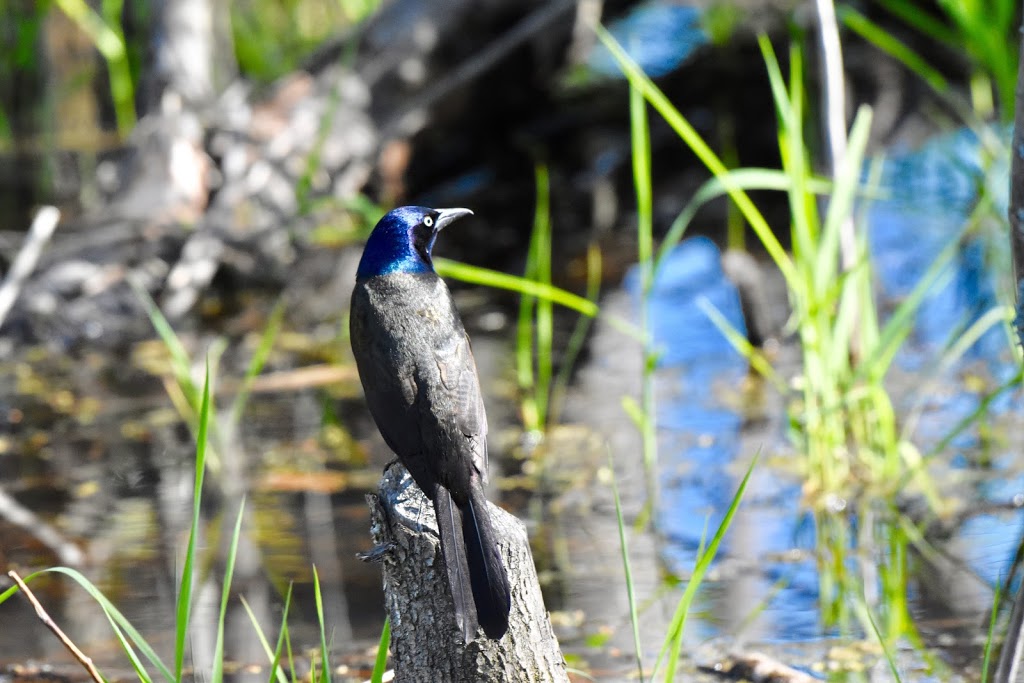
[433,330,489,477]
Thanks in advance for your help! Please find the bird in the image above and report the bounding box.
[349,206,511,642]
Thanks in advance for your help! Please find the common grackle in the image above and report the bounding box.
[350,206,511,642]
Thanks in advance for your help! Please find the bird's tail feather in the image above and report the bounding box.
[463,485,511,639]
[433,486,477,642]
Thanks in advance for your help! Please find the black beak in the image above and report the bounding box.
[434,208,474,231]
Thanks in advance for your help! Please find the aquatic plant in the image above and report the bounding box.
[597,25,959,506]
[516,164,555,435]
[627,80,660,509]
[841,0,1019,122]
[53,0,136,135]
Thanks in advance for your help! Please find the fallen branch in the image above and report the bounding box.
[0,206,59,333]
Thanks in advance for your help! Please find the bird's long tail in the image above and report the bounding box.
[433,486,477,642]
[432,484,511,642]
[462,483,511,639]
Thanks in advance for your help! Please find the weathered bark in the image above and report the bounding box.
[366,464,567,683]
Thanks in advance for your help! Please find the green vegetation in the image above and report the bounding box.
[595,27,950,505]
[232,0,378,83]
[516,165,556,434]
[591,5,1015,674]
[52,0,136,134]
[1,0,382,147]
[841,0,1019,121]
[626,80,660,509]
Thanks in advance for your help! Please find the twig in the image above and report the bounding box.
[8,570,105,683]
[0,205,60,332]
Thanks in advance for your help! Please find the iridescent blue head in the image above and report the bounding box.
[356,206,473,279]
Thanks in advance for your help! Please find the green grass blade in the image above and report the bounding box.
[550,243,602,424]
[839,7,949,94]
[313,566,330,683]
[594,24,796,286]
[516,263,538,431]
[816,106,873,293]
[863,602,902,682]
[697,299,787,392]
[658,454,758,681]
[28,567,172,681]
[657,168,835,273]
[230,300,285,426]
[856,228,966,382]
[609,451,645,681]
[436,258,598,317]
[880,0,960,46]
[982,577,1002,682]
[533,163,554,429]
[370,617,391,683]
[273,584,295,683]
[921,368,1023,461]
[53,0,135,133]
[630,78,659,500]
[131,280,199,412]
[631,83,654,297]
[212,499,246,683]
[175,363,212,680]
[241,584,293,683]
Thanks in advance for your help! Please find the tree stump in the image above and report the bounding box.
[365,463,568,683]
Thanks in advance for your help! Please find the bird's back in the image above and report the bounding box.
[350,272,489,498]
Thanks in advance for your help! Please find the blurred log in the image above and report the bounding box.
[365,463,567,683]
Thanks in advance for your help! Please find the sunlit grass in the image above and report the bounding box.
[516,164,555,434]
[596,24,961,507]
[628,78,660,510]
[587,22,1017,672]
[655,455,758,682]
[865,0,1019,121]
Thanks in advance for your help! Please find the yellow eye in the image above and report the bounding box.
[424,216,435,228]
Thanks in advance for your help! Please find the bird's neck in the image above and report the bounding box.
[356,239,434,278]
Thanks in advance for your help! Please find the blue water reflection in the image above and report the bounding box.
[869,125,1010,360]
[588,1,707,78]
